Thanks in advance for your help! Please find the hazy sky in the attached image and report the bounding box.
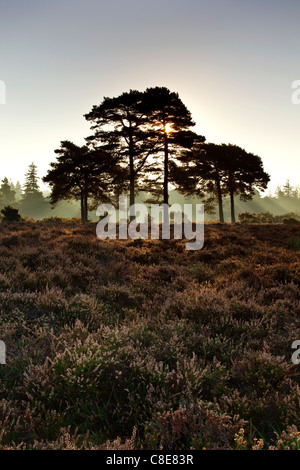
[0,0,299,193]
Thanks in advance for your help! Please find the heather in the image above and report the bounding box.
[0,220,300,450]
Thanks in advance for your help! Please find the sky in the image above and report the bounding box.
[0,0,299,194]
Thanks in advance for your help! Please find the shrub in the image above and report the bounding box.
[144,404,246,450]
[283,218,300,225]
[239,211,300,224]
[1,206,21,222]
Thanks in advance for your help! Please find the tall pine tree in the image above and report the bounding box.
[85,90,161,218]
[142,87,204,207]
[20,162,47,218]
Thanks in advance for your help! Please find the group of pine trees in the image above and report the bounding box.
[2,87,298,224]
[43,87,271,223]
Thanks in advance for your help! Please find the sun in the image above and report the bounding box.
[165,123,173,134]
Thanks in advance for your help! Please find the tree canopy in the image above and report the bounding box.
[85,90,161,215]
[43,140,123,223]
[171,142,270,223]
[141,86,205,206]
[40,86,272,224]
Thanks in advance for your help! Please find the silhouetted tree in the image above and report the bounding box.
[142,87,204,206]
[43,141,123,223]
[85,90,160,217]
[172,142,270,223]
[220,144,270,223]
[172,142,228,223]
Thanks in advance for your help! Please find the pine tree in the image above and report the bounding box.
[85,90,161,218]
[43,141,124,223]
[14,181,23,201]
[19,163,47,218]
[142,87,204,207]
[171,142,269,223]
[282,179,296,198]
[0,177,16,208]
[171,142,228,223]
[22,162,41,197]
[275,185,284,198]
[221,144,270,223]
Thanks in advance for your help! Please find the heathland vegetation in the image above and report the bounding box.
[0,221,300,449]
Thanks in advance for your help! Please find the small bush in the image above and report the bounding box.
[1,206,21,222]
[238,212,300,224]
[283,218,300,225]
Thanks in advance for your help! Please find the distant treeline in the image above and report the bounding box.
[166,179,300,222]
[0,163,81,220]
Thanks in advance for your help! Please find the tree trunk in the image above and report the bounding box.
[216,179,224,223]
[129,134,135,222]
[80,193,85,223]
[84,191,88,223]
[80,190,88,223]
[230,188,236,223]
[129,166,135,222]
[163,127,169,226]
[163,129,169,207]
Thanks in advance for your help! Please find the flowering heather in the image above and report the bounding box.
[0,219,300,449]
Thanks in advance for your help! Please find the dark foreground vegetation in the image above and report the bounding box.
[0,220,300,450]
